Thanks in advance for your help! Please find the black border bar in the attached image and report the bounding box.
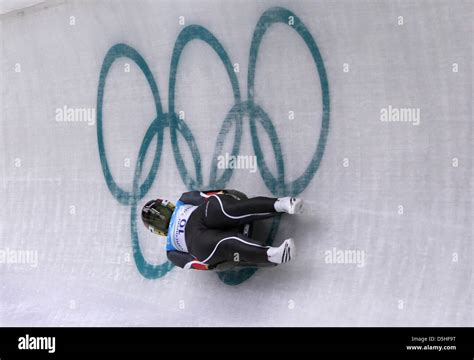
[0,327,472,356]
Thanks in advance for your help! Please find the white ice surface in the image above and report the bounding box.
[0,0,472,326]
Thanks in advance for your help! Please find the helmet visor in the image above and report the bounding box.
[141,199,175,236]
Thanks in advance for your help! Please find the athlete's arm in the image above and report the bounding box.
[167,251,210,270]
[179,190,224,206]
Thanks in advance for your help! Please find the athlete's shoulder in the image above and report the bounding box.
[179,191,206,205]
[179,190,224,205]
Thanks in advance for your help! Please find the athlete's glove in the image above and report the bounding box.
[183,260,212,270]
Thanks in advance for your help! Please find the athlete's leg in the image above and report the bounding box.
[206,232,269,266]
[188,228,294,267]
[204,194,304,229]
[203,194,278,228]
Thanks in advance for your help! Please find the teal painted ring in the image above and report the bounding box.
[97,43,165,205]
[130,118,174,279]
[168,24,242,190]
[247,7,330,197]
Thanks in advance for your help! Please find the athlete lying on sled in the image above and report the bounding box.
[141,189,303,270]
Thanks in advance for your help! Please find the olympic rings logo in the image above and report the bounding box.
[96,7,330,285]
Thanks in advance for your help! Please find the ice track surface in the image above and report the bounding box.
[0,0,472,326]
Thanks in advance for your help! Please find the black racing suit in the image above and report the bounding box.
[166,190,279,270]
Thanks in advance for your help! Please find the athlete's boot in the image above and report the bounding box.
[274,197,304,214]
[267,238,295,264]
